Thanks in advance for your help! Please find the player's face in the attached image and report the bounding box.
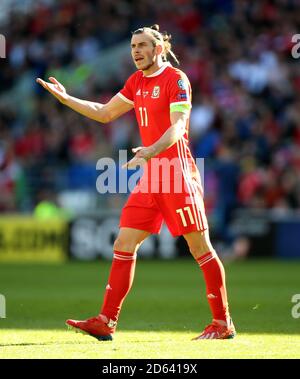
[131,33,158,72]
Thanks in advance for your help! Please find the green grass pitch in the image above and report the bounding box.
[0,259,299,359]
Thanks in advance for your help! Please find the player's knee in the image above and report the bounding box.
[185,230,215,259]
[113,237,139,253]
[188,245,206,258]
[187,242,213,259]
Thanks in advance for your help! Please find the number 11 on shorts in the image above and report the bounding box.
[176,207,195,227]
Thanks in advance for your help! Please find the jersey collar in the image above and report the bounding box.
[143,62,171,78]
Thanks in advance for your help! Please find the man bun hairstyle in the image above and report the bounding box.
[150,24,160,32]
[133,24,180,65]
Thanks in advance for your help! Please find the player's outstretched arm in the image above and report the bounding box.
[36,77,133,124]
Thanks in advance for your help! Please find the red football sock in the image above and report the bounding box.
[100,251,136,323]
[196,252,230,323]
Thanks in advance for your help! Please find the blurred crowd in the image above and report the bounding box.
[1,0,300,241]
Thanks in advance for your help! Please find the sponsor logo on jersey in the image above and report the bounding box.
[136,89,141,95]
[177,79,187,90]
[151,86,160,98]
[177,92,188,100]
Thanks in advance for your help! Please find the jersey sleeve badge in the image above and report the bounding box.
[177,79,187,90]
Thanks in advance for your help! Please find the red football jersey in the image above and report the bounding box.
[118,62,198,182]
[118,63,206,235]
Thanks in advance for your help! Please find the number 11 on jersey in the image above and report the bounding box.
[139,107,148,127]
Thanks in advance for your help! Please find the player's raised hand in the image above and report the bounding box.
[122,146,156,169]
[36,77,69,103]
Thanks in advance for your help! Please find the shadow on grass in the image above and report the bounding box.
[1,259,300,336]
[0,341,101,347]
[1,323,300,335]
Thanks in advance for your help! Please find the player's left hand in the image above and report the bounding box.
[122,146,156,169]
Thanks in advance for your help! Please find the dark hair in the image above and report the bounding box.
[132,24,179,65]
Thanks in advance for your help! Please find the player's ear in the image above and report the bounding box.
[155,44,163,56]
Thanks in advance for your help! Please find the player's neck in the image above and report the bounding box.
[142,60,166,77]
